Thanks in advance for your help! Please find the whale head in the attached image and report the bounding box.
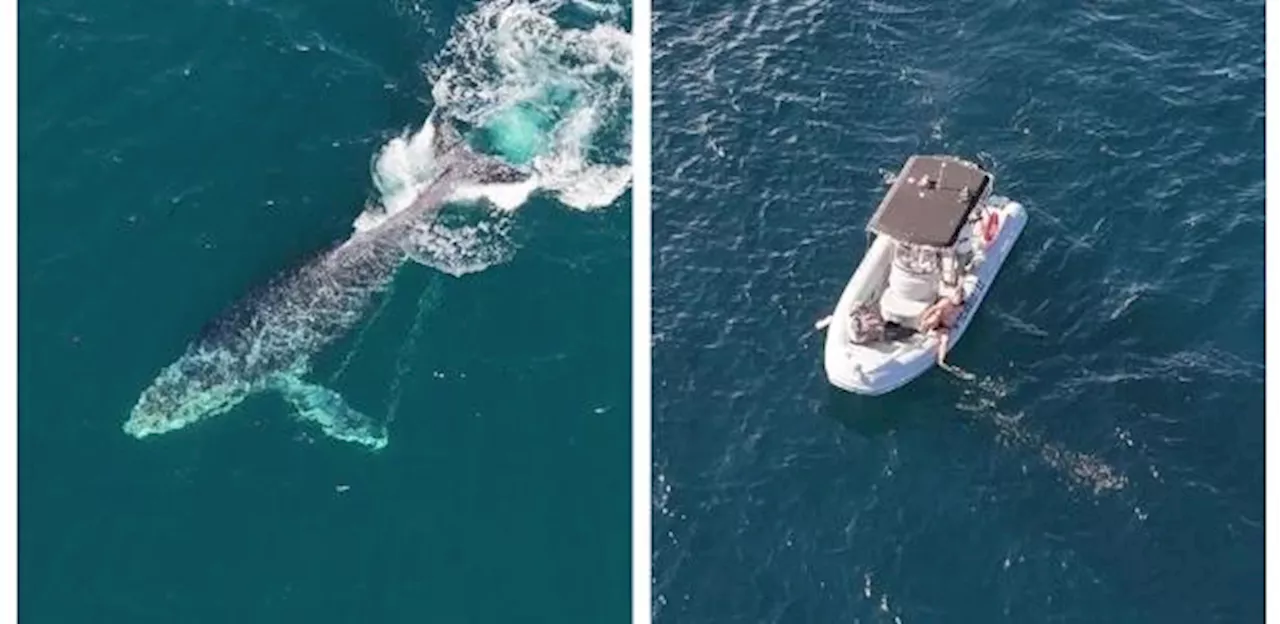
[125,350,257,439]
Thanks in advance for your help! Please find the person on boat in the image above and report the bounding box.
[918,285,965,366]
[849,302,886,344]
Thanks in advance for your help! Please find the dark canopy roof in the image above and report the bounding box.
[866,155,992,247]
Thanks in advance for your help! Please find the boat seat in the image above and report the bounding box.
[880,289,932,329]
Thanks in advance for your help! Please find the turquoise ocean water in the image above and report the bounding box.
[20,0,631,621]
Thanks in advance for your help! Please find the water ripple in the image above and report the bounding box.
[653,0,1262,621]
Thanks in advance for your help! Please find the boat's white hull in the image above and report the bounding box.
[823,200,1028,395]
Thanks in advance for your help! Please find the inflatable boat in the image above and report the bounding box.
[818,155,1027,395]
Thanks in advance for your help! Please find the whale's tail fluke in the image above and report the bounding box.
[429,113,534,187]
[469,154,536,185]
[429,111,466,156]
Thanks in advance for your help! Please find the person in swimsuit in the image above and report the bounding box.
[918,286,964,366]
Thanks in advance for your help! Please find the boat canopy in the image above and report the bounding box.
[866,155,992,248]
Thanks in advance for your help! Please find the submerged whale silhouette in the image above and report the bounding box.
[125,115,530,449]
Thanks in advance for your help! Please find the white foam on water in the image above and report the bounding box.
[570,0,624,17]
[405,213,518,277]
[372,119,441,216]
[356,117,441,234]
[957,375,1129,495]
[450,177,541,212]
[362,0,631,274]
[529,103,633,210]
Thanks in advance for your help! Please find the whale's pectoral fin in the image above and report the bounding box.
[274,377,389,450]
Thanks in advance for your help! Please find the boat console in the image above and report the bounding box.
[879,243,942,329]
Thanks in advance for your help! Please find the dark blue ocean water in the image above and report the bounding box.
[652,1,1263,622]
[20,0,630,621]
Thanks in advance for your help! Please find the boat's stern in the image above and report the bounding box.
[823,346,894,395]
[823,337,935,396]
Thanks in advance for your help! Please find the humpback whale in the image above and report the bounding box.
[125,115,530,449]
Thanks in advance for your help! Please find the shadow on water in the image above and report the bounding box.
[821,389,900,437]
[819,373,955,438]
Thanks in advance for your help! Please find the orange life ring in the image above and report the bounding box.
[982,211,1001,246]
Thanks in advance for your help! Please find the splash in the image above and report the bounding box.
[368,0,631,275]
